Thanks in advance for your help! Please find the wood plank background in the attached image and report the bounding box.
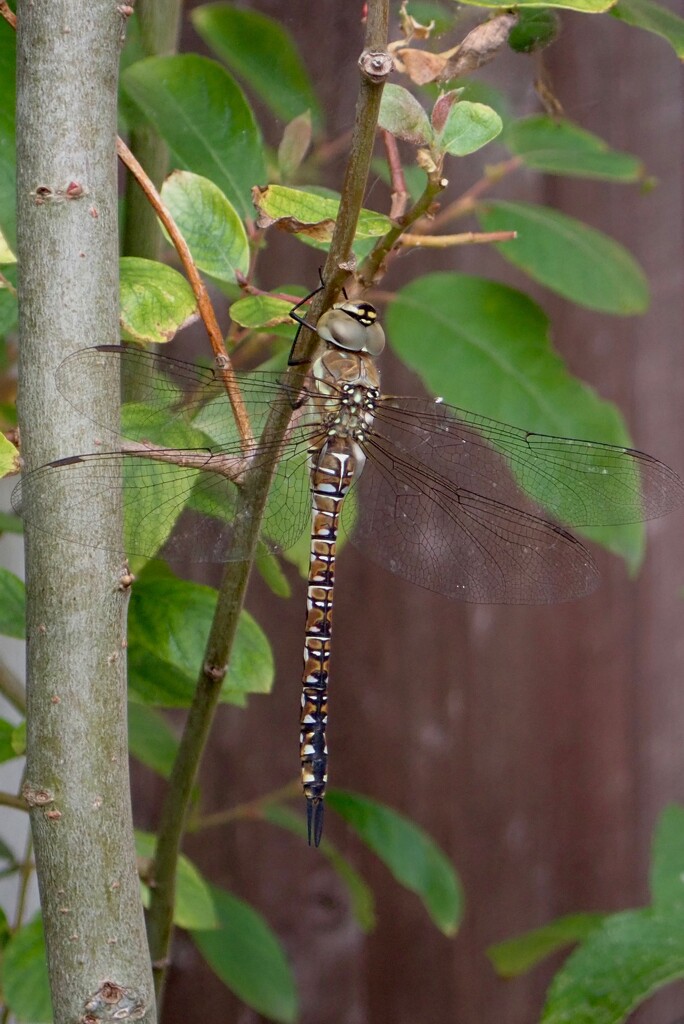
[136,4,684,1021]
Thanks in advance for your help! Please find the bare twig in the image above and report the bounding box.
[188,781,301,833]
[0,269,17,296]
[0,657,26,714]
[399,229,517,248]
[383,130,410,221]
[0,790,27,811]
[0,2,16,28]
[359,172,448,287]
[115,137,254,450]
[430,156,523,230]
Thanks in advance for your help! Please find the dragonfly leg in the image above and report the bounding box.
[288,282,325,365]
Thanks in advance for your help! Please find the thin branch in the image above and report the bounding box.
[383,130,410,221]
[0,790,27,811]
[359,172,448,286]
[12,828,34,929]
[430,156,522,229]
[121,0,181,260]
[115,137,254,451]
[188,781,301,833]
[235,274,305,309]
[0,657,26,714]
[399,228,517,248]
[0,2,16,28]
[0,269,17,296]
[145,0,391,1002]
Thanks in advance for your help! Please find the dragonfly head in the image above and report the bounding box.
[316,301,385,357]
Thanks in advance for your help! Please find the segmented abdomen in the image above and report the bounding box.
[300,438,356,846]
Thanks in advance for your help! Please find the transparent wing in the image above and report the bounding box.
[14,347,683,594]
[13,346,321,561]
[353,430,600,604]
[372,395,684,526]
[349,393,683,604]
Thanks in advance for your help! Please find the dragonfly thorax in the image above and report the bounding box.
[322,382,378,442]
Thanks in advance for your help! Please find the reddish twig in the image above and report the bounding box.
[430,157,523,230]
[382,130,410,221]
[0,2,16,29]
[115,136,255,450]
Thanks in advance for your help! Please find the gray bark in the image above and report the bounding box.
[16,2,155,1021]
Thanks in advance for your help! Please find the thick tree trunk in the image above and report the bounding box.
[16,2,156,1020]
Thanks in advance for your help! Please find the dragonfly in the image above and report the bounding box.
[13,299,684,844]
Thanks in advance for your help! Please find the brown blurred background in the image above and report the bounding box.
[133,3,684,1022]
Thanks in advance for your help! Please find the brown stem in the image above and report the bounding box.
[0,269,17,296]
[0,2,16,28]
[0,790,28,811]
[359,171,448,287]
[115,137,255,450]
[399,228,517,248]
[188,781,301,833]
[430,156,522,230]
[0,656,26,714]
[383,130,410,221]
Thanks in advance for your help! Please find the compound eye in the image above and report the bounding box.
[315,301,385,354]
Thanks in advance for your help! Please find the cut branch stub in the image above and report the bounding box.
[358,49,394,82]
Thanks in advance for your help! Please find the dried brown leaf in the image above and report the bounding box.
[441,13,518,81]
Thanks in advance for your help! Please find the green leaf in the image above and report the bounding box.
[541,909,684,1023]
[230,294,294,331]
[506,116,643,181]
[255,543,292,599]
[137,831,219,930]
[0,717,19,764]
[387,273,644,568]
[435,100,502,156]
[0,430,19,479]
[0,510,22,533]
[11,719,25,756]
[409,1,457,34]
[0,567,25,639]
[2,915,52,1024]
[326,789,463,936]
[121,55,265,220]
[160,171,249,284]
[192,883,298,1024]
[478,200,649,315]
[119,257,198,344]
[0,903,10,946]
[378,84,433,145]
[508,8,560,51]
[0,16,17,251]
[192,3,322,129]
[0,224,15,264]
[128,566,274,707]
[0,274,17,336]
[456,0,615,9]
[488,913,605,977]
[611,0,684,57]
[114,400,216,569]
[650,804,684,910]
[263,804,376,932]
[254,184,391,242]
[278,111,313,182]
[127,702,179,778]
